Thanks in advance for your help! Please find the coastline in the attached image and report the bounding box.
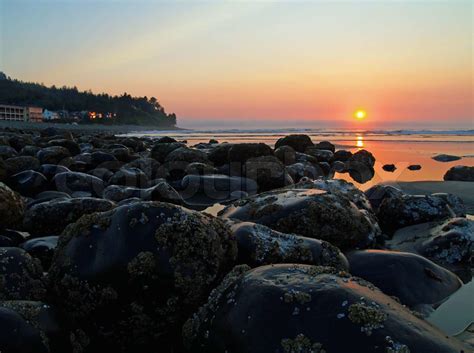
[0,120,184,134]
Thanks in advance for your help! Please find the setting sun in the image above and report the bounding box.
[354,110,367,120]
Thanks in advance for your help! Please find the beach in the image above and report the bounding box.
[0,125,472,352]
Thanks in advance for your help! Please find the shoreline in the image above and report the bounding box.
[0,120,184,134]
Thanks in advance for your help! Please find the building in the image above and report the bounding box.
[43,109,60,121]
[0,104,43,122]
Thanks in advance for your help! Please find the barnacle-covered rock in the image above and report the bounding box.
[0,300,72,352]
[219,188,379,250]
[376,192,465,235]
[231,222,348,269]
[48,201,237,352]
[102,182,183,205]
[347,250,462,309]
[183,264,466,353]
[388,218,473,276]
[23,197,115,236]
[0,247,46,301]
[0,182,25,230]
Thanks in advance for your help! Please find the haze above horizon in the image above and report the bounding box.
[1,0,472,128]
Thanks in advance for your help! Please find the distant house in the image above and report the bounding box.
[43,109,60,121]
[0,104,43,122]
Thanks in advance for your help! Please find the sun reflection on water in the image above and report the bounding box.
[356,135,364,148]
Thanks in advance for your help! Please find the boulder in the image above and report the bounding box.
[227,143,273,163]
[231,222,348,269]
[388,218,473,271]
[21,236,58,270]
[432,154,461,162]
[0,145,18,160]
[408,164,422,171]
[313,140,335,153]
[286,162,323,182]
[274,134,313,152]
[0,247,45,301]
[124,158,162,179]
[8,170,48,197]
[351,149,376,167]
[36,146,70,165]
[244,155,294,191]
[274,145,296,165]
[0,182,25,230]
[444,166,474,181]
[345,160,375,184]
[183,264,466,353]
[53,171,105,197]
[47,139,81,156]
[180,174,258,207]
[382,164,396,172]
[108,167,149,188]
[48,201,237,351]
[103,182,183,205]
[151,142,185,163]
[347,250,462,308]
[4,156,40,176]
[219,188,379,250]
[305,147,334,163]
[23,197,115,236]
[184,162,217,176]
[332,150,353,162]
[376,191,466,235]
[207,143,233,166]
[0,301,71,352]
[38,164,70,180]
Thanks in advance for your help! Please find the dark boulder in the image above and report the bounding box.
[185,162,217,176]
[38,164,71,181]
[124,157,161,179]
[444,166,474,181]
[47,139,81,156]
[313,140,335,153]
[8,170,48,197]
[347,250,462,308]
[36,146,70,165]
[244,155,294,192]
[53,171,105,197]
[0,247,45,301]
[274,145,296,165]
[21,236,58,270]
[23,197,115,236]
[332,150,353,162]
[0,145,18,160]
[180,174,258,208]
[376,191,466,235]
[382,164,396,172]
[274,134,313,153]
[231,222,348,269]
[351,149,376,167]
[19,145,41,157]
[305,147,334,163]
[432,154,461,162]
[286,162,323,182]
[4,156,40,176]
[0,182,25,230]
[48,201,237,352]
[90,151,118,167]
[346,160,375,184]
[150,142,185,163]
[408,164,422,171]
[108,167,149,188]
[219,188,379,250]
[227,143,273,164]
[103,182,183,205]
[208,143,233,166]
[183,264,466,353]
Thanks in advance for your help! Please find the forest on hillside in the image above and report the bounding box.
[0,73,177,127]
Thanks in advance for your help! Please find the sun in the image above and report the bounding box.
[354,109,367,120]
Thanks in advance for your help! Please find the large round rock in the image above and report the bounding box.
[347,250,462,309]
[219,188,379,250]
[184,264,466,353]
[48,201,237,352]
[0,182,25,230]
[231,222,348,269]
[23,197,116,236]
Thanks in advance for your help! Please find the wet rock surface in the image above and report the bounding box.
[444,165,474,181]
[183,264,467,353]
[48,201,237,352]
[347,250,462,309]
[231,222,348,269]
[0,182,25,230]
[219,188,379,250]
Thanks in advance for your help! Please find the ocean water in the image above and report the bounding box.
[125,128,474,189]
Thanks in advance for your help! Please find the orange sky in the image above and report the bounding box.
[2,0,472,128]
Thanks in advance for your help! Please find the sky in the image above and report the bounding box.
[0,0,472,129]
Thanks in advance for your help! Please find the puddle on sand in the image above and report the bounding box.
[427,279,474,336]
